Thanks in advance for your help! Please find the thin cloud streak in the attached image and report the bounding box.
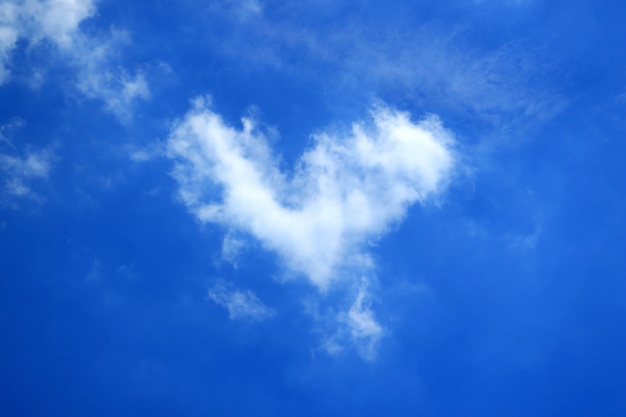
[207,281,275,322]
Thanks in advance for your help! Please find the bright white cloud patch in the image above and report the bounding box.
[168,98,456,357]
[207,281,275,322]
[207,8,565,133]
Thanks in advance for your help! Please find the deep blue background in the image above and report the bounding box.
[1,1,625,416]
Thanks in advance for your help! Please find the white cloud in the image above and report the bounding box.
[343,285,384,357]
[207,280,275,322]
[0,0,95,82]
[23,0,95,48]
[168,98,457,357]
[319,280,385,361]
[0,149,52,199]
[0,133,52,201]
[169,98,455,290]
[0,0,148,118]
[75,36,151,121]
[0,118,52,203]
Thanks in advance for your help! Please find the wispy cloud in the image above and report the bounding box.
[0,0,149,118]
[220,232,247,268]
[318,280,385,361]
[73,29,150,121]
[127,140,166,163]
[342,284,384,359]
[0,119,52,203]
[0,148,52,201]
[0,0,95,83]
[201,4,565,134]
[207,280,275,322]
[168,97,457,357]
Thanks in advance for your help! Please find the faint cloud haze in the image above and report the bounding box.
[207,280,276,322]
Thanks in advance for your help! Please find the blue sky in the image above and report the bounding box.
[1,0,625,415]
